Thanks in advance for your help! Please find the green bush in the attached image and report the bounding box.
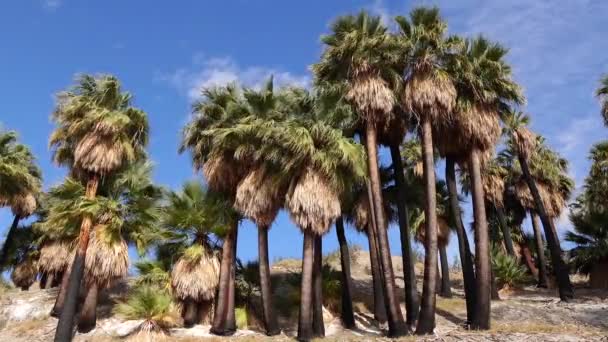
[235,307,248,329]
[492,249,530,288]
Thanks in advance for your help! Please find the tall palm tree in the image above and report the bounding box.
[396,7,457,334]
[504,111,574,300]
[596,74,608,126]
[49,74,149,340]
[312,12,407,336]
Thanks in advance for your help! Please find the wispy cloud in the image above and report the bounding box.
[43,0,62,11]
[157,55,310,101]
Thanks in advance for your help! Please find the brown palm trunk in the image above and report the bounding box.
[416,118,439,335]
[225,227,238,334]
[469,149,491,330]
[77,282,99,333]
[210,224,237,335]
[495,207,516,256]
[298,230,315,341]
[196,300,213,325]
[335,217,355,329]
[389,143,420,328]
[40,273,49,289]
[258,225,279,335]
[0,215,21,267]
[365,124,407,337]
[312,235,324,338]
[51,267,71,317]
[518,155,573,300]
[445,157,476,324]
[439,245,452,298]
[183,298,199,327]
[51,272,62,288]
[366,225,387,324]
[530,212,549,288]
[54,174,99,342]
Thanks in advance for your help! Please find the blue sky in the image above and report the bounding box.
[1,0,607,267]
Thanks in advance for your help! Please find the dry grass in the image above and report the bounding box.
[436,297,466,313]
[489,322,605,335]
[285,167,340,236]
[9,319,48,335]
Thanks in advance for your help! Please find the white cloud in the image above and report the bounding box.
[158,55,310,101]
[556,115,596,154]
[43,0,62,10]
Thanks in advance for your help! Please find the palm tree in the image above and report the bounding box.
[49,74,149,340]
[114,285,179,341]
[596,74,608,126]
[163,181,227,327]
[4,225,39,290]
[504,111,574,300]
[0,130,42,267]
[396,6,457,334]
[313,12,407,337]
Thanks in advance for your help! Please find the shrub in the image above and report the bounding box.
[492,249,530,288]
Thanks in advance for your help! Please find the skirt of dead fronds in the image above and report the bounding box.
[38,241,72,275]
[345,66,395,123]
[285,167,341,236]
[74,132,125,175]
[203,153,245,194]
[483,173,506,208]
[514,127,537,160]
[515,181,562,217]
[416,216,450,248]
[402,71,456,123]
[171,251,220,302]
[126,321,169,342]
[10,193,37,218]
[11,258,38,288]
[349,192,389,233]
[455,104,501,153]
[234,166,284,227]
[378,115,408,147]
[84,226,129,288]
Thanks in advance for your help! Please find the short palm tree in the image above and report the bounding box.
[5,225,39,291]
[596,74,608,126]
[312,11,407,337]
[503,111,574,300]
[395,6,457,334]
[49,74,149,339]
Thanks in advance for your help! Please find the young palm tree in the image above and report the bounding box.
[395,7,458,333]
[596,74,608,126]
[312,12,407,337]
[504,112,574,300]
[49,74,149,340]
[4,225,39,290]
[163,181,227,327]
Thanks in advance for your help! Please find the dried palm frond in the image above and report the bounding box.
[286,167,341,236]
[202,154,244,194]
[456,104,501,152]
[171,245,220,301]
[11,258,38,288]
[74,133,126,175]
[351,192,388,232]
[416,216,450,248]
[515,181,561,218]
[345,67,395,123]
[84,226,129,288]
[38,241,72,275]
[513,127,537,160]
[234,166,285,227]
[10,193,37,218]
[403,71,456,123]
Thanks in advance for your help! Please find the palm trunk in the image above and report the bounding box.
[469,149,491,330]
[389,143,419,328]
[365,124,407,337]
[518,155,573,300]
[225,227,238,334]
[445,157,476,324]
[530,212,549,288]
[0,215,21,267]
[210,224,237,335]
[435,261,441,294]
[40,273,49,289]
[495,207,516,256]
[51,267,71,317]
[416,118,439,335]
[366,225,387,324]
[298,230,315,341]
[439,245,452,298]
[54,174,99,342]
[183,298,199,327]
[197,300,213,325]
[52,272,62,288]
[258,225,279,336]
[77,282,98,333]
[312,235,324,338]
[335,217,355,329]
